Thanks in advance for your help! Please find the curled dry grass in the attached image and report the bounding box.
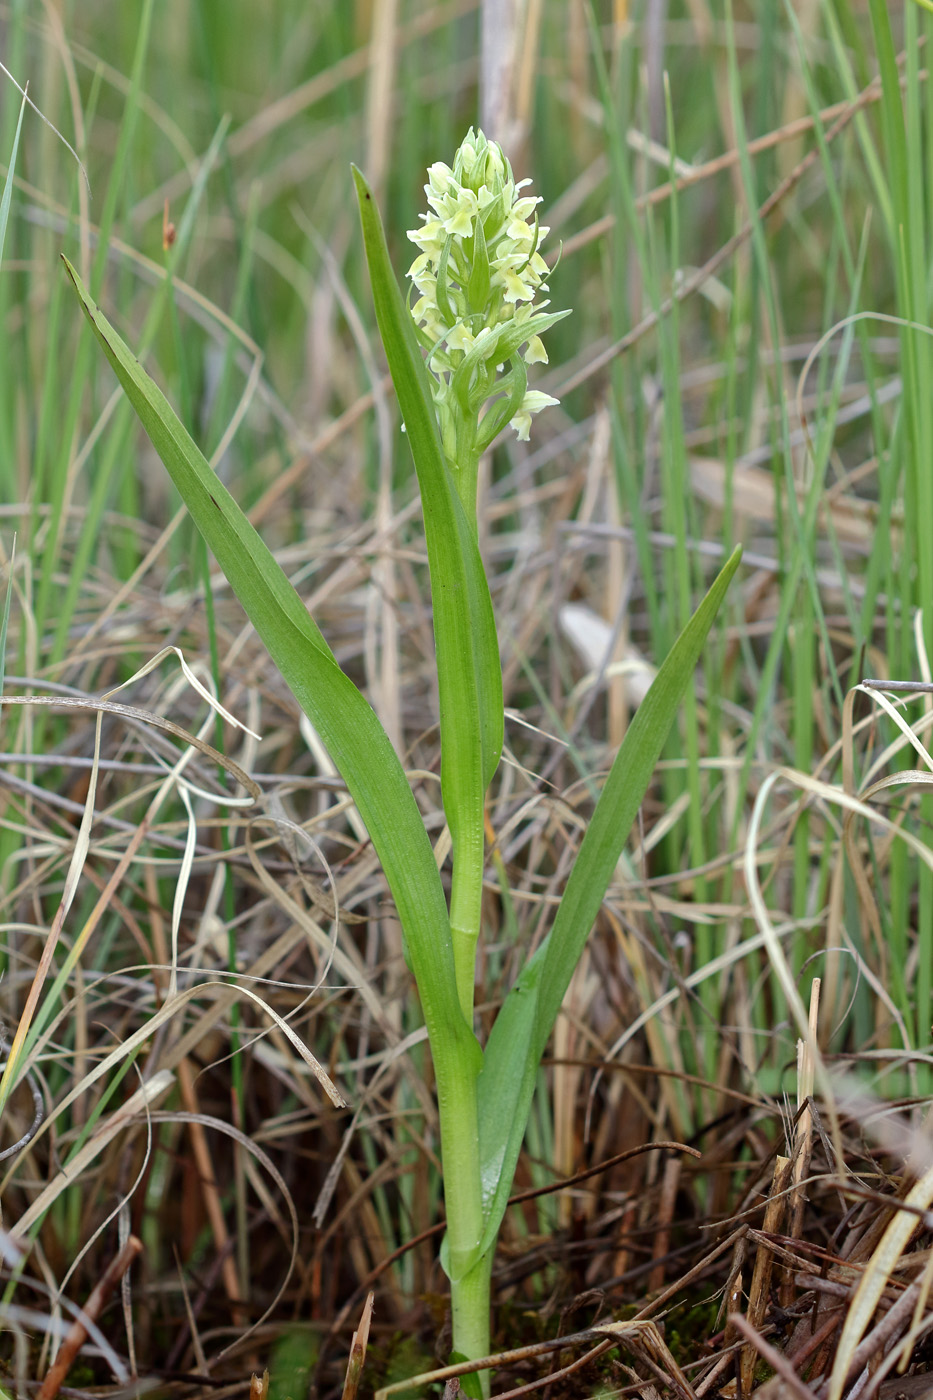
[2,2,933,1399]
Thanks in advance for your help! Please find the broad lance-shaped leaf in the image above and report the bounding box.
[62,255,480,1081]
[352,166,504,825]
[474,545,742,1256]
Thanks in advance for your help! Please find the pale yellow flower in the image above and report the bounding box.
[406,127,568,454]
[511,390,560,441]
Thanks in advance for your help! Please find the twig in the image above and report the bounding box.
[36,1236,143,1400]
[729,1313,814,1400]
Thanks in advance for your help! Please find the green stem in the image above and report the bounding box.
[450,1248,494,1397]
[434,1043,490,1393]
[453,446,481,527]
[449,820,484,1022]
[447,438,485,1024]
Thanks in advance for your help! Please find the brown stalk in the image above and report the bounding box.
[341,1291,374,1400]
[741,1155,792,1395]
[36,1235,143,1400]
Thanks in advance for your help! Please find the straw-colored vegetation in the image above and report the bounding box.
[2,3,933,1398]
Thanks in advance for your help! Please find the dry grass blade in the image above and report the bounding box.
[146,1108,302,1360]
[11,1071,173,1241]
[492,1338,616,1400]
[740,1155,791,1394]
[0,694,261,793]
[373,1318,697,1400]
[827,1165,933,1400]
[36,1235,143,1400]
[729,1314,814,1400]
[342,1291,374,1400]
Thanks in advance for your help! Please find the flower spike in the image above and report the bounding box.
[406,128,569,493]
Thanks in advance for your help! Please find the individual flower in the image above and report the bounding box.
[406,127,569,461]
[511,390,560,442]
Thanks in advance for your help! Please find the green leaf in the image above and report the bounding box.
[474,545,742,1253]
[61,254,480,1080]
[474,355,527,457]
[352,165,503,854]
[467,214,490,310]
[435,233,457,329]
[491,308,571,366]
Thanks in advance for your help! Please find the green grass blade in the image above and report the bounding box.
[0,538,13,698]
[89,0,154,296]
[474,545,742,1254]
[0,91,26,265]
[61,255,479,1078]
[0,98,24,700]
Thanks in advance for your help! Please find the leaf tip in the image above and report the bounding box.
[350,164,372,202]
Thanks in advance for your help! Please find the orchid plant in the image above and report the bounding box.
[65,128,739,1393]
